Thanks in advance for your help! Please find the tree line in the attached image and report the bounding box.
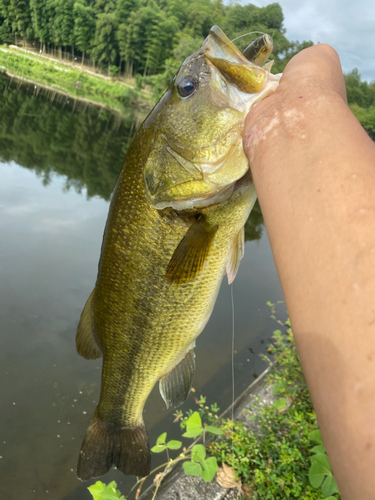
[345,69,375,139]
[0,0,312,77]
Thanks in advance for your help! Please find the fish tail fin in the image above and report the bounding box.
[77,410,150,481]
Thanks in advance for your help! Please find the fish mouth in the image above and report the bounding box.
[202,26,269,94]
[152,183,234,211]
[153,169,253,211]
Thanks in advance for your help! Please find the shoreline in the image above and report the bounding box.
[0,45,154,116]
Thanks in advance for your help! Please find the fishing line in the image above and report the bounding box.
[231,282,235,458]
[229,31,266,45]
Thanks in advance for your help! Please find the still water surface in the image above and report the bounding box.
[0,74,285,499]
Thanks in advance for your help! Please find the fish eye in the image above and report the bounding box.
[177,76,198,97]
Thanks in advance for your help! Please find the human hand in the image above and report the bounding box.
[243,44,347,169]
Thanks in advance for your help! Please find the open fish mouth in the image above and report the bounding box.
[143,25,280,212]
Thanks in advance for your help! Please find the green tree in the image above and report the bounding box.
[0,11,13,43]
[91,12,118,73]
[114,0,138,25]
[30,0,53,51]
[183,0,215,38]
[257,2,285,31]
[118,1,160,76]
[145,13,179,74]
[74,0,96,65]
[0,0,33,44]
[345,68,375,108]
[51,0,75,58]
[94,0,115,14]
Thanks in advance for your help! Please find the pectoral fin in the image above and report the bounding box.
[226,226,245,284]
[76,290,102,360]
[159,349,196,408]
[166,216,218,284]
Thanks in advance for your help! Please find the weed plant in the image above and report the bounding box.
[206,323,341,499]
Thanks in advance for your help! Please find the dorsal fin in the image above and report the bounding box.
[166,216,218,284]
[226,226,245,284]
[76,290,102,360]
[159,349,196,408]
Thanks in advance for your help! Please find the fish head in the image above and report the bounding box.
[144,26,280,210]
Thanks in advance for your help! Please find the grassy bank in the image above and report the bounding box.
[206,323,340,499]
[0,46,153,114]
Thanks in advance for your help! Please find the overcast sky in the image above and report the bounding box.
[242,0,375,82]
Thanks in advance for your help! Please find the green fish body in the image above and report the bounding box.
[76,26,280,481]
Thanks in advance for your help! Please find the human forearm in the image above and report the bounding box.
[244,45,375,499]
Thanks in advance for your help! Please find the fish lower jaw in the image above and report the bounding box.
[153,182,235,210]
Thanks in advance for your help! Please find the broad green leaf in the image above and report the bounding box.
[324,497,338,500]
[88,482,106,500]
[183,460,202,476]
[311,444,326,454]
[151,444,166,453]
[182,427,204,438]
[88,481,124,500]
[309,454,331,489]
[201,457,218,482]
[156,432,167,445]
[204,425,224,436]
[309,430,323,444]
[191,444,206,463]
[166,440,182,450]
[322,474,339,497]
[310,453,331,472]
[186,412,202,429]
[308,462,325,489]
[273,397,286,410]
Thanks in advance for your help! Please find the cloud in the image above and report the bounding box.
[241,0,375,81]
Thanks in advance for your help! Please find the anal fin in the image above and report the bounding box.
[166,216,217,284]
[226,226,245,284]
[76,290,102,360]
[159,349,196,408]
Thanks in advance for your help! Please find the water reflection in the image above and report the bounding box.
[0,75,283,500]
[0,72,264,240]
[0,73,146,200]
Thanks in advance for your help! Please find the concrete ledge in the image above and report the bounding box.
[140,364,277,500]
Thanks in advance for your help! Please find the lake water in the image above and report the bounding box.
[0,74,285,500]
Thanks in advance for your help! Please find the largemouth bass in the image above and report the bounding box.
[76,26,280,481]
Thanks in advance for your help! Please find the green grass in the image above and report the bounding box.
[0,47,152,114]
